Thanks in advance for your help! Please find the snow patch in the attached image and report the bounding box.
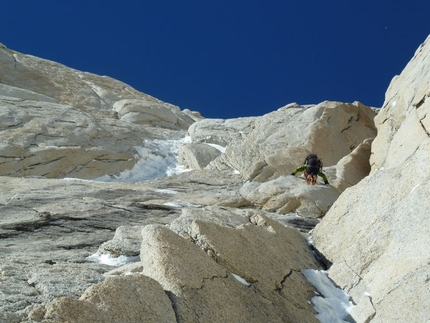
[163,201,201,208]
[86,253,140,266]
[232,273,251,286]
[410,178,425,194]
[207,143,226,153]
[155,189,179,195]
[94,137,191,182]
[302,269,355,323]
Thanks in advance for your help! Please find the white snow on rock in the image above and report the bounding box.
[86,253,140,266]
[232,273,251,286]
[94,137,191,182]
[302,269,355,323]
[207,143,226,153]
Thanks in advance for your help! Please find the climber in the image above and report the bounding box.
[290,154,329,185]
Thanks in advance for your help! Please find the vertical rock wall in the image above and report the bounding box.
[312,35,430,323]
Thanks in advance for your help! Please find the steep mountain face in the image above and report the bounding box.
[312,35,430,322]
[0,43,199,179]
[0,35,427,322]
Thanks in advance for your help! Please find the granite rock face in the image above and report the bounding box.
[370,35,430,172]
[0,43,199,180]
[0,42,390,323]
[0,170,323,323]
[178,143,222,169]
[328,137,374,192]
[312,35,430,323]
[43,274,177,323]
[206,101,377,182]
[138,217,320,323]
[187,117,257,147]
[239,175,340,217]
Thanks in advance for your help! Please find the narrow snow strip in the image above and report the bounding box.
[232,273,251,286]
[302,269,355,323]
[155,189,179,195]
[207,143,226,153]
[410,178,425,194]
[86,253,140,266]
[163,201,201,208]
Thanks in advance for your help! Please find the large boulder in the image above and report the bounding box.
[96,225,143,257]
[42,274,177,323]
[41,215,322,322]
[139,216,320,323]
[178,142,222,169]
[239,175,340,217]
[312,35,430,322]
[328,137,374,192]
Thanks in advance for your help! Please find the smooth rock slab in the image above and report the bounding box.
[178,142,222,169]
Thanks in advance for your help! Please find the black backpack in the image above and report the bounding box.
[304,154,322,172]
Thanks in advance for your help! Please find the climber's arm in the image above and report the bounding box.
[318,171,329,184]
[291,165,306,175]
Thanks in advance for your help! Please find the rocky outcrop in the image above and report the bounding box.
[0,170,324,322]
[43,275,177,323]
[38,214,321,323]
[370,36,430,171]
[239,175,340,217]
[178,143,222,169]
[180,102,377,215]
[312,35,430,322]
[138,216,320,323]
[187,117,257,146]
[328,137,374,192]
[0,43,199,179]
[205,101,377,183]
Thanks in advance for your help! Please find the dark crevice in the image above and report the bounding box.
[414,95,426,109]
[57,243,96,250]
[341,125,352,133]
[276,269,293,292]
[307,244,332,270]
[107,205,133,212]
[13,55,17,69]
[130,203,179,212]
[165,290,181,323]
[419,115,430,136]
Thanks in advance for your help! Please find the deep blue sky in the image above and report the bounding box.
[1,1,429,118]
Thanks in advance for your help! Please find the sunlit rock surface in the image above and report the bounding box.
[0,44,199,179]
[2,36,429,322]
[312,35,430,323]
